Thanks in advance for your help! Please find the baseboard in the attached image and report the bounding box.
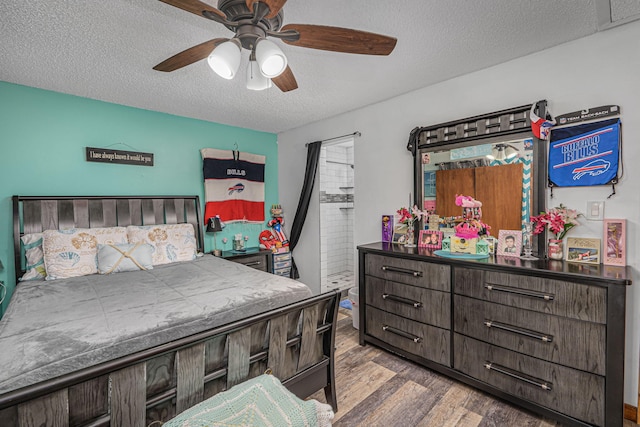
[624,403,637,423]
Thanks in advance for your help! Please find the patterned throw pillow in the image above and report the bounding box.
[20,233,46,281]
[97,243,154,274]
[126,224,197,266]
[163,374,334,427]
[43,227,128,280]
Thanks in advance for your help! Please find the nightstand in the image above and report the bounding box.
[218,248,272,273]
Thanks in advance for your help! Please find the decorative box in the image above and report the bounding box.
[450,236,478,254]
[476,239,489,255]
[382,215,394,243]
[441,237,450,251]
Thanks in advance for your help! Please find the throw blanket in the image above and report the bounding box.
[164,374,334,427]
[202,148,265,223]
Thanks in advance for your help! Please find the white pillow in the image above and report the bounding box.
[127,223,197,265]
[43,227,128,280]
[20,233,46,281]
[97,243,154,274]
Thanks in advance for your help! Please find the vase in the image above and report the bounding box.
[548,239,563,260]
[404,220,416,248]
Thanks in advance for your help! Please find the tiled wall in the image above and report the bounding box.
[319,143,354,288]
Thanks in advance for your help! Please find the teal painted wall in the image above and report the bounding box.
[0,81,278,316]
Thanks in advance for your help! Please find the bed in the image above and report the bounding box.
[0,195,338,426]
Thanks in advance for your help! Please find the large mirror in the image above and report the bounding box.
[410,103,547,255]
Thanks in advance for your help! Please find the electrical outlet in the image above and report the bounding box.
[586,201,604,220]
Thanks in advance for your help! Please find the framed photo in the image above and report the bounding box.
[566,237,601,264]
[603,219,626,266]
[497,230,522,257]
[419,230,442,249]
[392,221,408,244]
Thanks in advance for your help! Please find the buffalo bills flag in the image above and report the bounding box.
[201,148,265,223]
[548,118,620,188]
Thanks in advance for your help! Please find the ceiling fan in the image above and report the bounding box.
[153,0,397,92]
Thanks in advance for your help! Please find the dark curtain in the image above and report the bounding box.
[289,141,322,279]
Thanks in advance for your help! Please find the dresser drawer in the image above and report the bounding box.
[365,253,450,291]
[454,268,606,324]
[366,276,450,329]
[366,306,450,366]
[231,254,268,272]
[454,334,604,426]
[454,295,605,375]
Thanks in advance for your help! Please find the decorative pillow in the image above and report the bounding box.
[127,223,197,266]
[43,227,128,280]
[97,242,154,274]
[20,233,46,281]
[163,374,334,427]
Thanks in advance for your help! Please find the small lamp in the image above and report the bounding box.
[206,216,224,256]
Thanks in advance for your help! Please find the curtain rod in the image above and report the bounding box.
[305,131,361,147]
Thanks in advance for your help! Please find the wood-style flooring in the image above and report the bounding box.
[310,307,636,427]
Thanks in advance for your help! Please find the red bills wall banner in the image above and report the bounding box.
[201,148,265,223]
[548,118,621,194]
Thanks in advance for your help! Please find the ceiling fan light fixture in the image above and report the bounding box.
[505,145,519,159]
[207,39,241,80]
[246,60,272,91]
[255,39,287,78]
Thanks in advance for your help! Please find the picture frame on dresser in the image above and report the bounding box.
[566,237,601,264]
[603,219,626,266]
[496,230,522,257]
[418,230,442,249]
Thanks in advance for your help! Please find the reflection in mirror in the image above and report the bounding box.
[420,135,534,242]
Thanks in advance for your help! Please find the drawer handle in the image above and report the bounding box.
[381,265,422,277]
[484,361,552,391]
[483,320,553,343]
[382,293,423,308]
[484,284,554,301]
[244,261,262,267]
[382,325,422,343]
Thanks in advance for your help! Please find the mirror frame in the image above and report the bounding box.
[407,101,548,256]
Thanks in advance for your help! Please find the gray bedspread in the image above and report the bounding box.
[0,255,313,394]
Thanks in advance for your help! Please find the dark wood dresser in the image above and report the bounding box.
[358,242,631,427]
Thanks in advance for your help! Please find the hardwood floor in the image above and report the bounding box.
[310,308,636,427]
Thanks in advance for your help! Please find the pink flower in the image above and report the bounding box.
[396,205,426,225]
[531,204,581,240]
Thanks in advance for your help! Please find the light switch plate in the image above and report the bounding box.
[586,201,604,220]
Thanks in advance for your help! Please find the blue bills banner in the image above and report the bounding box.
[549,118,620,187]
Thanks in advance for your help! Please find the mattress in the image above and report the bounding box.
[0,255,313,394]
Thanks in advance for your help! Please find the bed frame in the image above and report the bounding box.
[3,195,339,426]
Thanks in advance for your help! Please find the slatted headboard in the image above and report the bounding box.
[12,196,204,282]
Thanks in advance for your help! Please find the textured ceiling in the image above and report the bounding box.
[0,1,631,133]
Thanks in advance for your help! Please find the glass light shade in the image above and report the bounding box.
[505,145,519,159]
[207,40,241,80]
[246,60,272,90]
[255,39,287,78]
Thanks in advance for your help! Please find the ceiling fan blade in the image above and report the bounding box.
[272,66,298,92]
[158,0,226,19]
[153,38,229,72]
[246,0,287,19]
[280,24,397,55]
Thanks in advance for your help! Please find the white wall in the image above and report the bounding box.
[279,20,640,405]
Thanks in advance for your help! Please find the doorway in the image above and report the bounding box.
[319,137,355,293]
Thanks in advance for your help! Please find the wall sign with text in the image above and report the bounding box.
[86,147,154,166]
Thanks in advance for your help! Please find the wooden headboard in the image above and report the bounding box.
[12,196,204,281]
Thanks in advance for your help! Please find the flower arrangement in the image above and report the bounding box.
[531,204,581,240]
[396,205,427,225]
